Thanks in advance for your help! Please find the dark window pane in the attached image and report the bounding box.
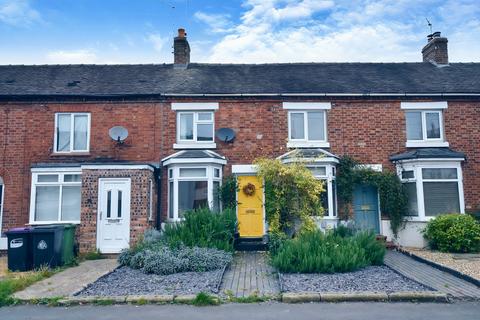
[197,124,213,141]
[213,181,220,212]
[402,170,414,180]
[169,181,174,219]
[425,112,441,139]
[118,190,122,218]
[178,181,208,217]
[422,168,457,180]
[406,112,422,140]
[320,181,329,216]
[107,190,111,218]
[404,182,418,216]
[423,182,460,216]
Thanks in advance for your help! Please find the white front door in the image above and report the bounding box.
[97,178,131,253]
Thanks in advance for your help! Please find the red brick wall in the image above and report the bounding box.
[1,99,479,244]
[79,168,156,253]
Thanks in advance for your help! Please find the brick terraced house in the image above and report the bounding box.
[0,29,479,252]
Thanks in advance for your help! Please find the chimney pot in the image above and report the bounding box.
[178,28,186,38]
[422,31,448,65]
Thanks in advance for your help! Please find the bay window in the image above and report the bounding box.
[398,162,464,220]
[308,164,337,218]
[30,169,82,224]
[54,113,90,153]
[168,165,222,220]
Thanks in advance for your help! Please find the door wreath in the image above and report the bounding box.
[242,182,256,196]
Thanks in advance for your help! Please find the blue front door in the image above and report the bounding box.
[353,185,380,233]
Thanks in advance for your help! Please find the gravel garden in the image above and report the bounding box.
[271,227,430,294]
[77,208,236,297]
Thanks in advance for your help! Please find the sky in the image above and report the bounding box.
[0,0,479,64]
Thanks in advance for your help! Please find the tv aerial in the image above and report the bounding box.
[109,126,129,144]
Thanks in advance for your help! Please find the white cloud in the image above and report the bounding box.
[146,33,168,52]
[0,0,41,26]
[198,0,480,63]
[194,11,233,33]
[46,50,98,64]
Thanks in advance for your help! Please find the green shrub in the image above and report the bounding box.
[354,231,386,265]
[163,207,237,252]
[423,213,480,253]
[332,223,356,238]
[271,230,385,273]
[119,245,232,275]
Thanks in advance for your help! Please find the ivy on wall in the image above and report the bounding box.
[336,156,408,237]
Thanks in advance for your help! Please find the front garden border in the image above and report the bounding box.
[398,248,480,288]
[281,291,449,303]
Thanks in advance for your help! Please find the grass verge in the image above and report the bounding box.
[0,266,57,307]
[191,292,220,306]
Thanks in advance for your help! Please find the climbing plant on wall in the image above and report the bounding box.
[254,158,325,236]
[336,156,408,237]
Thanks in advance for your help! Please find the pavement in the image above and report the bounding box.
[13,259,118,300]
[1,302,480,320]
[385,251,480,299]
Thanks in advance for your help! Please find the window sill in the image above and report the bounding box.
[28,221,81,225]
[287,141,330,149]
[405,141,449,148]
[173,143,217,149]
[51,152,91,157]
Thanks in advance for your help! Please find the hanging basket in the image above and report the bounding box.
[242,183,256,196]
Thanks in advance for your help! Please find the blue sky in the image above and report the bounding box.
[0,0,479,64]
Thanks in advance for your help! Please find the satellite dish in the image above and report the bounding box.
[216,128,236,143]
[109,126,129,143]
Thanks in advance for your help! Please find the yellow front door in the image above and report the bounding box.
[237,175,264,238]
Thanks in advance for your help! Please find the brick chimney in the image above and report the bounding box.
[422,31,448,65]
[173,28,190,66]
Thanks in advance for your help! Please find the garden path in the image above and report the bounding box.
[220,251,280,298]
[13,259,118,299]
[385,250,480,299]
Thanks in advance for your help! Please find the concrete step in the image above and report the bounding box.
[234,238,267,251]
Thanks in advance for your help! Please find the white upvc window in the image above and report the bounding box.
[397,161,464,221]
[401,102,448,148]
[0,177,4,236]
[54,113,91,153]
[283,102,331,148]
[308,165,337,218]
[172,103,218,149]
[168,165,222,221]
[177,111,214,142]
[30,169,82,224]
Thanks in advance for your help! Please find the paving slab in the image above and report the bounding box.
[220,251,280,297]
[13,259,118,300]
[385,250,480,299]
